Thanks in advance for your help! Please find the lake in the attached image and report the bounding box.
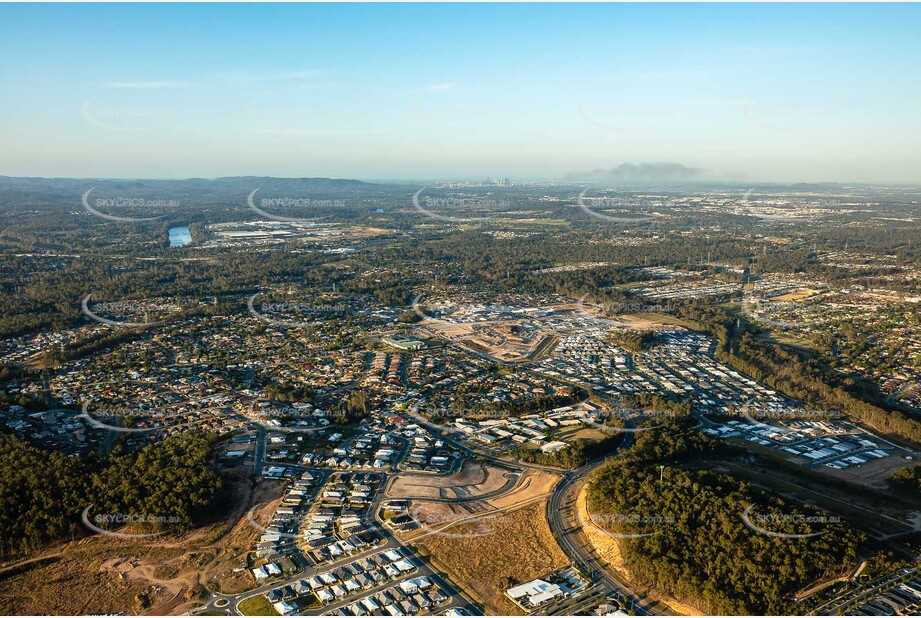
[168,226,192,247]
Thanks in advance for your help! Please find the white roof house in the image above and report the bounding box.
[507,578,564,607]
[316,588,334,603]
[252,566,268,580]
[540,441,568,453]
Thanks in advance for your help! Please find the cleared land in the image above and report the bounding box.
[0,472,281,615]
[0,533,204,615]
[615,313,692,329]
[724,435,918,491]
[387,459,513,500]
[401,469,560,540]
[422,319,555,363]
[413,499,568,615]
[772,289,822,302]
[488,469,559,509]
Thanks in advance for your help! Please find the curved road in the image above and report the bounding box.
[546,432,660,616]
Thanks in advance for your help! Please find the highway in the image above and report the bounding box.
[403,381,663,616]
[544,423,661,617]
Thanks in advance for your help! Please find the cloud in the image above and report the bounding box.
[104,81,188,89]
[563,162,702,184]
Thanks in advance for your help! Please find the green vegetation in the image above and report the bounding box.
[446,386,582,419]
[720,330,921,444]
[606,330,659,352]
[238,596,281,616]
[264,383,314,403]
[514,430,623,468]
[0,431,223,557]
[668,301,921,446]
[888,464,921,495]
[588,421,862,615]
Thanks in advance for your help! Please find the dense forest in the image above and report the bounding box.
[587,421,863,615]
[0,431,223,557]
[718,330,921,444]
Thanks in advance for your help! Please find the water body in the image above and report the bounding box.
[168,226,192,247]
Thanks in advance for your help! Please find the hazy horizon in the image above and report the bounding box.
[2,3,921,183]
[2,173,919,188]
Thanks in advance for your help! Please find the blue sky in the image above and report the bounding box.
[1,3,920,183]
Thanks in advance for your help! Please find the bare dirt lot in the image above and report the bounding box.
[488,469,559,509]
[818,450,919,490]
[613,313,687,330]
[422,318,554,362]
[0,472,285,615]
[387,459,514,500]
[772,289,822,302]
[413,499,568,615]
[727,436,919,491]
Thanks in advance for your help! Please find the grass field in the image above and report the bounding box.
[754,330,820,354]
[552,426,610,443]
[239,596,280,616]
[413,499,568,615]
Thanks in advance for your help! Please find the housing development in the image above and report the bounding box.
[3,3,921,618]
[3,185,921,616]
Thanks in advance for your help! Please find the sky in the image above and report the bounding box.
[1,3,920,183]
